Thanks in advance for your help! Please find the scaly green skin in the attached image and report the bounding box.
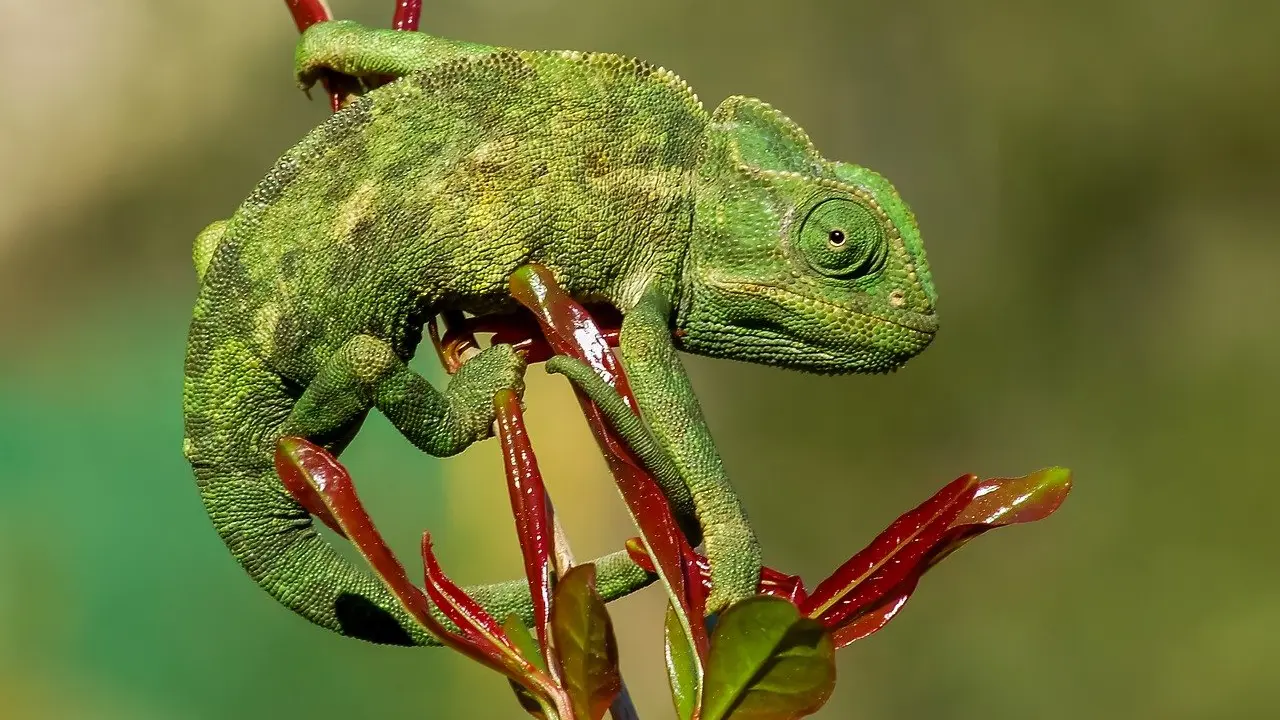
[183,20,937,647]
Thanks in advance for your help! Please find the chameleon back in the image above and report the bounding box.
[207,50,706,373]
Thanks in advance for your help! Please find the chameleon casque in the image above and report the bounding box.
[183,20,937,646]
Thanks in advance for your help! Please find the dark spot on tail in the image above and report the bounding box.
[335,593,416,646]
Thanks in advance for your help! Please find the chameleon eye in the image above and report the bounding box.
[797,198,887,279]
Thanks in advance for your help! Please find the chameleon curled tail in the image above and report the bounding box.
[192,461,651,646]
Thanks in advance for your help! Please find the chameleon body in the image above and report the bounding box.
[183,20,937,646]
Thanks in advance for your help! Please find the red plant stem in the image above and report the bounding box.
[283,0,332,29]
[391,0,422,30]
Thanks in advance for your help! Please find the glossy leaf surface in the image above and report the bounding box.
[814,468,1073,648]
[665,604,700,720]
[804,474,980,628]
[628,539,811,608]
[510,264,710,661]
[495,388,556,658]
[390,0,421,30]
[503,615,551,719]
[701,596,835,720]
[274,437,432,625]
[550,564,621,720]
[275,436,559,700]
[273,437,346,537]
[419,533,549,694]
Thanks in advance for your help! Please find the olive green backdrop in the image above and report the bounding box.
[2,1,1277,718]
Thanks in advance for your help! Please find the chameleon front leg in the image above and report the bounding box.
[554,290,762,612]
[280,334,653,639]
[294,19,498,92]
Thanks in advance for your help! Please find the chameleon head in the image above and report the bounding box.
[678,96,938,374]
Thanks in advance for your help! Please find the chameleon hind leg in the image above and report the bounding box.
[294,19,499,92]
[284,333,524,458]
[280,334,654,634]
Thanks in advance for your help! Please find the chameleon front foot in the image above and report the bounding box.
[294,19,497,92]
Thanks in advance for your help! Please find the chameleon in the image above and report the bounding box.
[183,19,937,647]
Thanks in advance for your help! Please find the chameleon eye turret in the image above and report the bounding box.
[796,198,888,279]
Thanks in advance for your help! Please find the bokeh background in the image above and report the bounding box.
[2,1,1278,717]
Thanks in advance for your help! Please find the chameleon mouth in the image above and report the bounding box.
[708,279,938,339]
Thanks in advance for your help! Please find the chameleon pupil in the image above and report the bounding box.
[828,229,846,247]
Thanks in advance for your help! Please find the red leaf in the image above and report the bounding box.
[421,533,557,699]
[273,437,480,657]
[274,437,432,621]
[925,467,1074,571]
[757,566,809,607]
[808,468,1072,646]
[420,532,521,655]
[274,438,554,698]
[274,437,346,537]
[509,264,709,660]
[508,265,634,404]
[494,388,556,661]
[606,459,710,661]
[829,575,919,648]
[954,467,1072,528]
[830,467,1070,649]
[803,475,980,628]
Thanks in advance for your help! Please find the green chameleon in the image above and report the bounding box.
[183,20,937,646]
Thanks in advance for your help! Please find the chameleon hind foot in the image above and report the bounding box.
[285,333,525,458]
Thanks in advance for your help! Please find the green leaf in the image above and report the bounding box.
[503,616,553,719]
[503,613,549,674]
[701,596,835,720]
[550,565,621,720]
[665,603,700,720]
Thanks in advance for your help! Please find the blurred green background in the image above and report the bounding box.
[2,0,1278,717]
